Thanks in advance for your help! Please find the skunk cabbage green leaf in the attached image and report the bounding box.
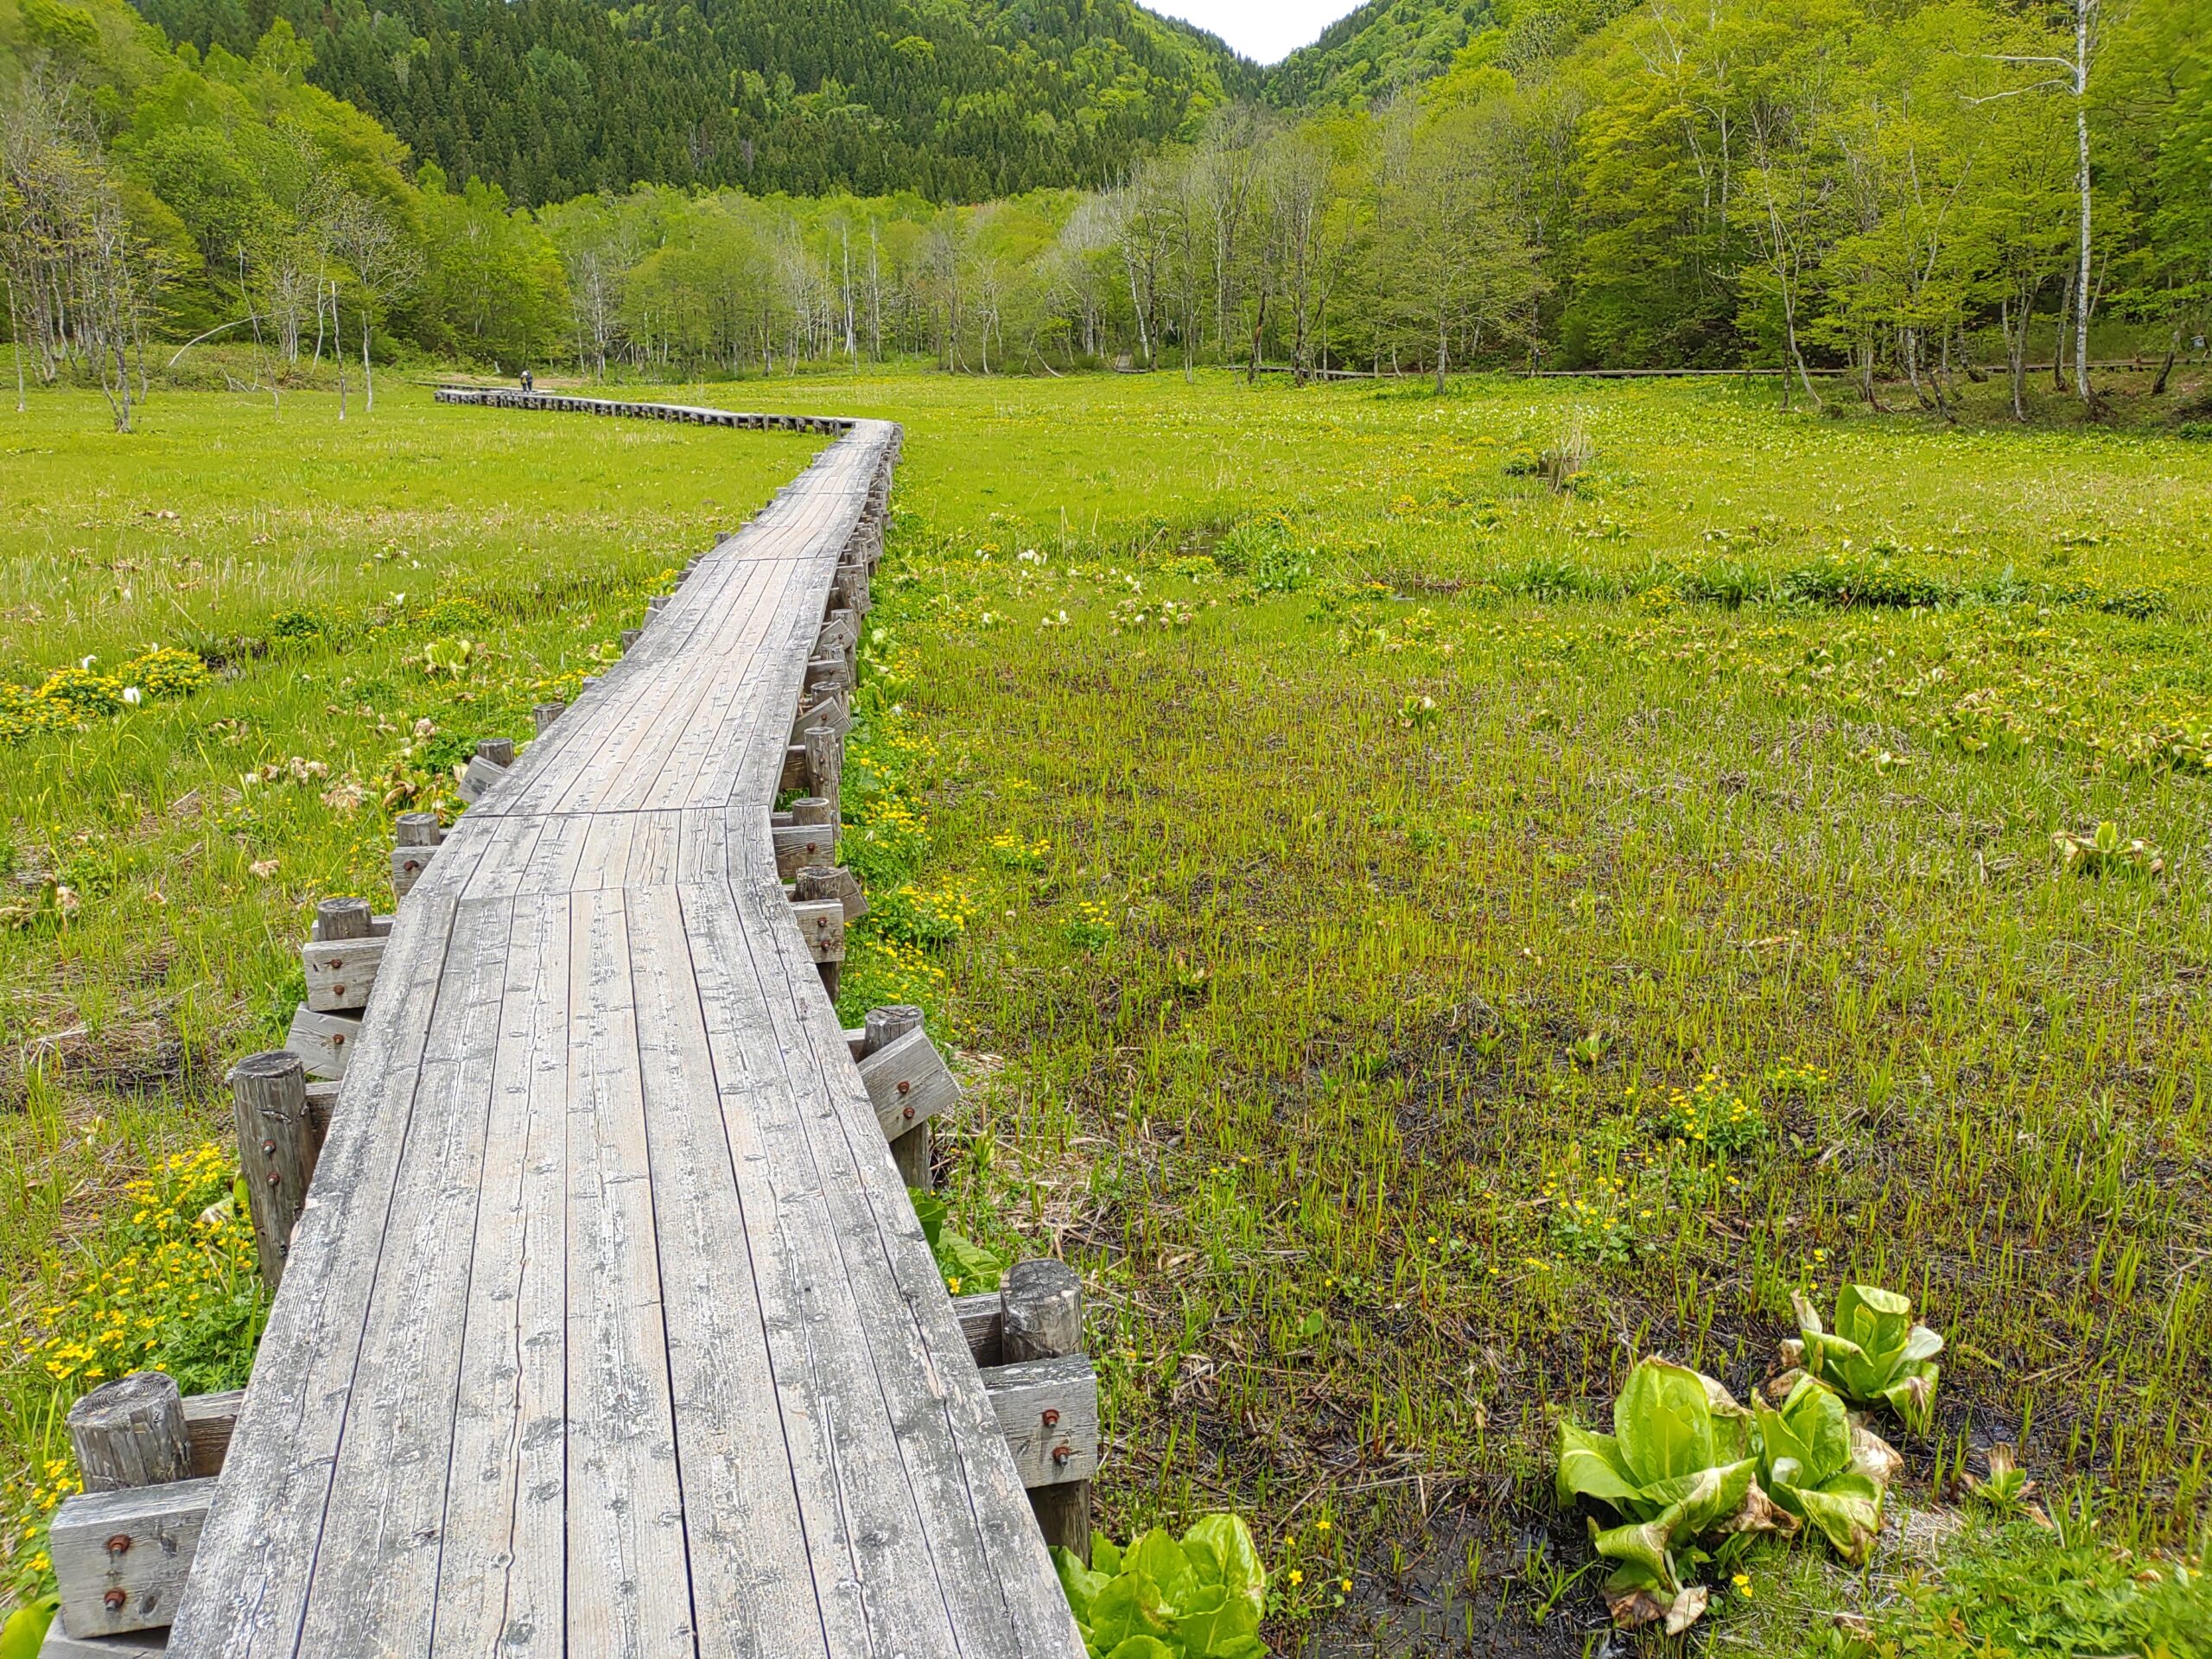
[0,1598,58,1659]
[1755,1375,1898,1564]
[1786,1285,1942,1434]
[1555,1358,1789,1632]
[907,1187,1009,1293]
[1051,1514,1269,1658]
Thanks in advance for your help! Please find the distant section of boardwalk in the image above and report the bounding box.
[166,392,1086,1659]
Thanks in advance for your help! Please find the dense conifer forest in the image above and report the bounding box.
[126,0,1259,204]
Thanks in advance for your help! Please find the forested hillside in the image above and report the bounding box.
[4,0,2209,412]
[125,0,1258,204]
[1262,0,1496,105]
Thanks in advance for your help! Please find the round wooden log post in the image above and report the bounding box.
[620,628,642,651]
[232,1050,318,1291]
[802,725,842,812]
[793,867,842,1001]
[392,811,443,899]
[1001,1259,1090,1561]
[791,796,835,828]
[67,1372,189,1493]
[863,1004,923,1054]
[312,896,372,943]
[865,1006,932,1188]
[532,701,567,735]
[475,737,515,768]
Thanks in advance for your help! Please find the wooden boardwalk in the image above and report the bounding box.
[163,393,1085,1659]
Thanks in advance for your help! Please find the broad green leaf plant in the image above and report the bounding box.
[1781,1285,1943,1434]
[0,1597,57,1659]
[1052,1515,1269,1659]
[1558,1356,1906,1631]
[1554,1357,1791,1632]
[1755,1375,1901,1563]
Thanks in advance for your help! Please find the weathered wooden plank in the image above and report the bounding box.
[617,469,855,818]
[281,1007,359,1081]
[291,895,513,1655]
[978,1356,1099,1489]
[626,887,832,1656]
[429,887,570,1657]
[300,937,384,1014]
[166,884,474,1658]
[564,889,690,1659]
[569,809,638,895]
[626,553,810,814]
[181,1392,243,1479]
[468,810,586,904]
[391,843,436,898]
[677,880,957,1654]
[950,1294,1003,1368]
[707,870,1080,1655]
[790,896,847,963]
[857,1026,962,1147]
[620,810,685,891]
[771,821,839,880]
[521,556,782,820]
[38,1609,169,1657]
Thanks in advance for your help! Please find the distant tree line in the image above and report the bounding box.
[3,0,2209,426]
[531,0,2212,412]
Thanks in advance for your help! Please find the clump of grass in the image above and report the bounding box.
[1540,417,1594,491]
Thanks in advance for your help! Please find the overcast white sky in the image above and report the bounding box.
[1145,0,1353,63]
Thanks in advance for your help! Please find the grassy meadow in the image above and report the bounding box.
[6,366,2212,1654]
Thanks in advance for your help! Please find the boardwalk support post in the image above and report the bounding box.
[230,1050,319,1290]
[772,798,837,880]
[1000,1261,1094,1562]
[791,866,846,999]
[862,1005,932,1187]
[310,896,372,943]
[391,811,443,899]
[48,1375,220,1642]
[68,1373,189,1493]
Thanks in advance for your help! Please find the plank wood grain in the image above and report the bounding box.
[291,894,512,1656]
[429,888,571,1658]
[564,888,692,1659]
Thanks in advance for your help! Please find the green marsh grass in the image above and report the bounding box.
[752,369,2212,1651]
